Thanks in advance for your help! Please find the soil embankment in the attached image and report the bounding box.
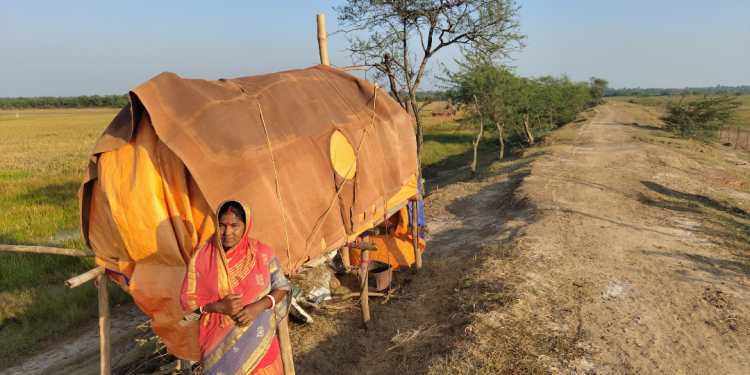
[426,101,750,373]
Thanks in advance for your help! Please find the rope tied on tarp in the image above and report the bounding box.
[228,80,295,274]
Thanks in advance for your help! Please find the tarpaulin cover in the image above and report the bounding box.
[78,65,420,360]
[349,204,426,271]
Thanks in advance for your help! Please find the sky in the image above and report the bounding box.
[1,0,748,97]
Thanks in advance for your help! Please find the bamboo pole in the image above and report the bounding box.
[316,14,329,66]
[340,245,351,269]
[97,272,111,375]
[66,266,106,288]
[0,244,94,257]
[411,196,422,271]
[719,126,724,142]
[277,316,295,375]
[360,249,370,331]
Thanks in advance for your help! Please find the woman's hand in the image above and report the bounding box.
[204,294,244,316]
[231,302,266,327]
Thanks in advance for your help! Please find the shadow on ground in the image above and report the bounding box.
[290,171,539,374]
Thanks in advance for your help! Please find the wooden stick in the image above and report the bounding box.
[98,272,111,375]
[0,244,94,257]
[348,241,378,251]
[719,125,724,141]
[277,316,296,375]
[411,199,422,271]
[340,246,351,269]
[745,130,748,151]
[65,266,106,288]
[340,66,367,71]
[360,249,370,331]
[316,14,329,66]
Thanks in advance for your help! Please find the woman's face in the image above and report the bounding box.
[218,212,245,250]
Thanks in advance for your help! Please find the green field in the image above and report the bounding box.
[0,109,132,368]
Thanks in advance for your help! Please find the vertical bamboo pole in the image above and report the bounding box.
[340,245,351,269]
[360,249,370,330]
[277,316,295,375]
[411,197,422,271]
[97,273,111,375]
[316,14,330,66]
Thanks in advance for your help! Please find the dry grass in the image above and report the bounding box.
[0,108,133,369]
[605,95,750,125]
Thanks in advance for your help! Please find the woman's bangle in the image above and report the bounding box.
[264,294,276,310]
[199,305,206,315]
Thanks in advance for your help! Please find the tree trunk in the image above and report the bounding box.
[548,109,554,129]
[471,95,484,174]
[412,101,424,176]
[523,114,534,145]
[496,122,505,160]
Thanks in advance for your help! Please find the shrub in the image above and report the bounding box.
[660,96,739,139]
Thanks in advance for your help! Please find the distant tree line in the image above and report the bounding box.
[0,94,129,109]
[442,51,605,171]
[605,85,750,97]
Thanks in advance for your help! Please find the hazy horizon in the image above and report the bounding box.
[1,0,748,97]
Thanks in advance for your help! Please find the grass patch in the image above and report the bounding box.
[419,105,561,193]
[0,109,135,369]
[605,95,750,125]
[427,242,584,374]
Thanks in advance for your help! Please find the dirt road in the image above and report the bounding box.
[425,101,750,373]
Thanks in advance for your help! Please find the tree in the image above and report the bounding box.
[444,51,518,160]
[588,77,608,104]
[660,96,739,139]
[335,0,526,173]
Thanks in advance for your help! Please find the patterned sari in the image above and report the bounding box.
[181,200,291,375]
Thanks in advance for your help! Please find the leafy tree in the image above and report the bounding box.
[444,51,518,161]
[335,0,526,173]
[660,96,740,139]
[588,77,608,104]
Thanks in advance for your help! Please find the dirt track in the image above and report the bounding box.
[425,101,750,373]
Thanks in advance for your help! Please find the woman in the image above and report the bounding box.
[181,200,290,375]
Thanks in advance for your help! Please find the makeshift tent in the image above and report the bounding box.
[78,65,424,360]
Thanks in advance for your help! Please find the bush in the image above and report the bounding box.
[660,96,739,139]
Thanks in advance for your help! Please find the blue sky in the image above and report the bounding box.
[1,0,748,97]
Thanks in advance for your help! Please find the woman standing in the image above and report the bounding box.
[181,200,290,375]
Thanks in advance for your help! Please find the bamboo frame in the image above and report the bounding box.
[411,195,422,271]
[65,266,106,288]
[97,272,111,375]
[359,248,371,330]
[0,244,94,257]
[277,316,295,375]
[317,14,329,66]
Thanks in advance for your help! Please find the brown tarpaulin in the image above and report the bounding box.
[79,65,419,359]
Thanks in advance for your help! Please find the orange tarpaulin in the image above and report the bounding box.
[79,65,422,360]
[349,204,425,271]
